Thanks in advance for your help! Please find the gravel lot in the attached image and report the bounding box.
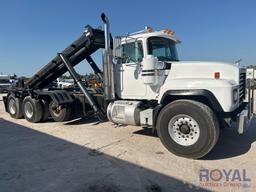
[0,93,255,192]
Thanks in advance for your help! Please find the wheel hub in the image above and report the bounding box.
[50,103,62,117]
[179,124,190,134]
[168,114,200,146]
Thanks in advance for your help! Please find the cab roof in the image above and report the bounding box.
[120,28,181,44]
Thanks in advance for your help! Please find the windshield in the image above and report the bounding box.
[148,37,179,61]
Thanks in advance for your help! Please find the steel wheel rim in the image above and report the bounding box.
[168,114,200,146]
[9,99,16,115]
[24,102,34,119]
[51,103,61,117]
[52,109,61,117]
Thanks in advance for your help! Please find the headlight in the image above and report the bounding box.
[233,88,239,103]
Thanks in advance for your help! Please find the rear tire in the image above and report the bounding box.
[49,101,71,122]
[22,96,43,123]
[157,99,219,159]
[41,99,50,121]
[7,94,23,119]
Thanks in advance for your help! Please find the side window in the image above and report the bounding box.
[122,41,143,63]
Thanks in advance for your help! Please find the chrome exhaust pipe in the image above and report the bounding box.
[101,13,111,54]
[101,13,115,101]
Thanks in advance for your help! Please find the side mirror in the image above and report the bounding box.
[141,55,157,85]
[113,37,122,58]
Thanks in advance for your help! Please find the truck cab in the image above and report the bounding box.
[116,27,245,113]
[116,28,179,100]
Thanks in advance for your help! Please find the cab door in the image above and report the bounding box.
[118,41,147,98]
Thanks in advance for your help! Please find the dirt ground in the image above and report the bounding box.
[0,93,256,192]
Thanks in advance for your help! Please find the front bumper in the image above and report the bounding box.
[237,109,255,134]
[236,80,255,134]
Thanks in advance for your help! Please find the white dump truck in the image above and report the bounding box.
[3,14,255,159]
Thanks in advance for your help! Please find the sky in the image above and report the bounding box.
[0,0,255,76]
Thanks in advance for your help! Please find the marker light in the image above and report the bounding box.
[146,26,154,33]
[214,72,220,79]
[162,28,175,35]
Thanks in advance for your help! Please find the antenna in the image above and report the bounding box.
[235,59,242,66]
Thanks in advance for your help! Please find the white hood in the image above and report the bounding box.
[169,61,240,84]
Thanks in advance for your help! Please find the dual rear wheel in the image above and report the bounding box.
[6,95,71,123]
[22,96,43,123]
[6,94,23,119]
[48,101,71,122]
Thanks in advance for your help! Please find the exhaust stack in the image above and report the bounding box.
[101,13,115,101]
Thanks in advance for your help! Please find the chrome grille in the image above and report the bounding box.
[239,72,246,102]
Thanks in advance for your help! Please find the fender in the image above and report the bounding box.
[35,90,74,105]
[151,89,223,131]
[160,89,224,112]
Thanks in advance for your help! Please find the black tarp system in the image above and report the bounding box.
[24,26,105,89]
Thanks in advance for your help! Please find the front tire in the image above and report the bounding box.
[157,100,219,159]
